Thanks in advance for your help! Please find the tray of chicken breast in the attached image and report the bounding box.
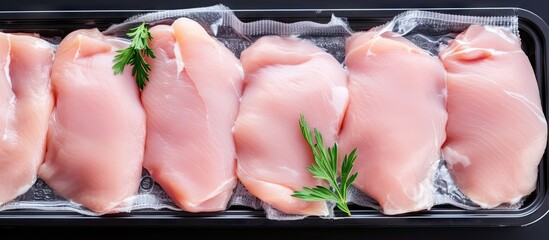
[0,6,547,227]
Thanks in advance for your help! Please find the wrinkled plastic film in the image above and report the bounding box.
[219,11,350,60]
[433,158,522,210]
[228,182,262,210]
[345,10,523,213]
[0,5,353,218]
[103,4,232,36]
[261,201,336,221]
[0,171,182,215]
[387,10,519,35]
[380,10,519,55]
[220,13,350,220]
[0,7,528,217]
[223,13,352,36]
[347,186,381,211]
[221,12,350,220]
[418,11,524,211]
[406,10,522,211]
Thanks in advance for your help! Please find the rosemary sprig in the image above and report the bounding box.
[113,23,155,90]
[292,115,358,216]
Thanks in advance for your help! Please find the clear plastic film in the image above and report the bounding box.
[403,10,523,211]
[344,10,523,213]
[0,4,352,220]
[377,10,519,55]
[106,5,350,220]
[103,4,232,36]
[0,171,181,216]
[0,6,528,218]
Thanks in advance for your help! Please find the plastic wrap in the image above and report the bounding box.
[0,5,538,220]
[378,10,519,55]
[340,10,524,214]
[392,10,524,211]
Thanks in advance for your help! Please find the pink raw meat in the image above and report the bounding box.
[39,29,146,214]
[141,18,243,212]
[339,31,447,215]
[440,25,547,208]
[234,36,349,216]
[0,33,54,205]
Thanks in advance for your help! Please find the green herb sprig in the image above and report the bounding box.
[113,23,155,90]
[292,115,358,216]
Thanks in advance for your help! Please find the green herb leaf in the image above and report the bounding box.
[292,115,359,216]
[112,22,155,90]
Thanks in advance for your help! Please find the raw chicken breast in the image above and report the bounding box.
[39,29,146,214]
[234,36,348,216]
[141,18,243,212]
[339,31,447,215]
[0,33,54,205]
[440,25,547,208]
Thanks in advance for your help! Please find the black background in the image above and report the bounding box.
[1,0,548,239]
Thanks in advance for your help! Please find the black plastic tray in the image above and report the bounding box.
[0,8,547,227]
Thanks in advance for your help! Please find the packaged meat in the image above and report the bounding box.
[38,29,146,214]
[339,30,447,215]
[0,33,54,205]
[0,6,547,227]
[234,35,348,217]
[141,17,243,212]
[440,24,547,208]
